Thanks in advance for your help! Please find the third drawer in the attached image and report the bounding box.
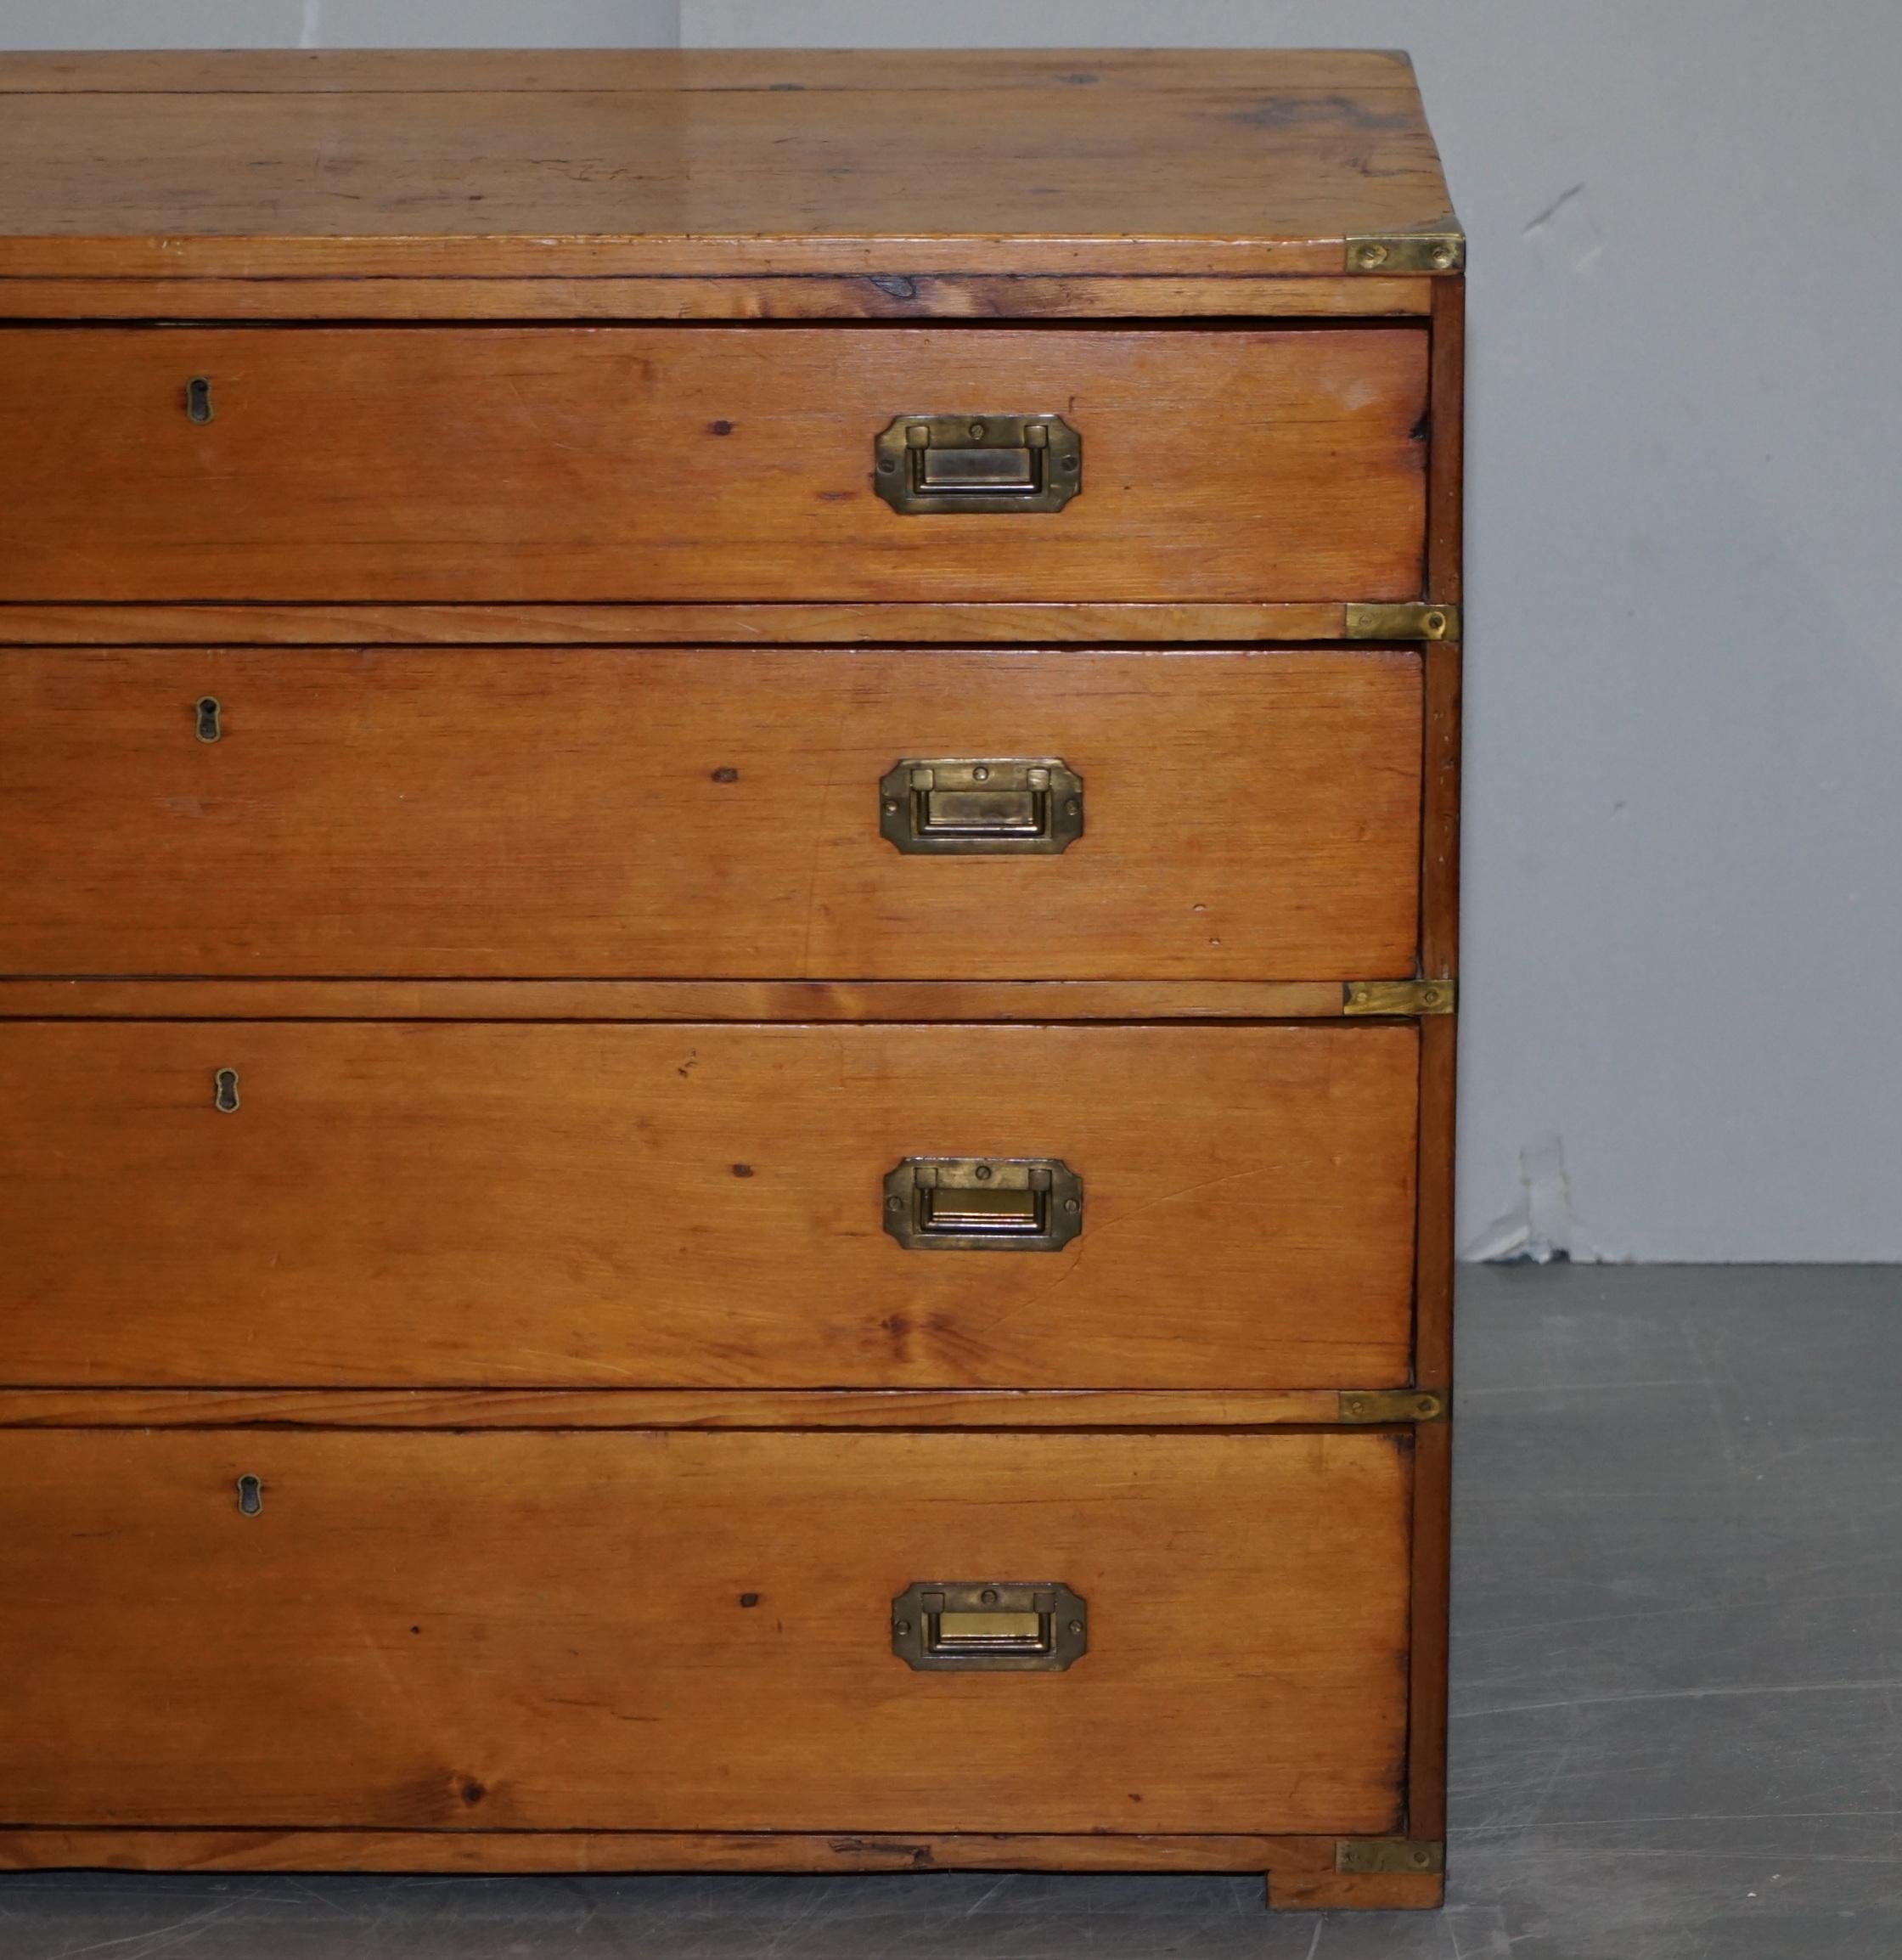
[0,1019,1420,1388]
[0,645,1423,981]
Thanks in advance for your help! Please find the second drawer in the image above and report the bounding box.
[0,1019,1419,1388]
[0,645,1423,981]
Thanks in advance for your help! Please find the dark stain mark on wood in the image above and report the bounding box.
[731,1163,754,1178]
[711,766,740,782]
[828,1839,936,1867]
[739,1591,761,1608]
[708,419,734,435]
[869,274,917,300]
[1231,92,1415,133]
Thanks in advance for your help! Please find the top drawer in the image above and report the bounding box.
[0,326,1426,604]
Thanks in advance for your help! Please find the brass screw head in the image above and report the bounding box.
[1356,242,1390,269]
[1431,243,1458,270]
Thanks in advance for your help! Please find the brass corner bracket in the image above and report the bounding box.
[1343,979,1456,1017]
[1338,1389,1447,1424]
[1346,233,1465,275]
[1346,601,1460,642]
[1336,1839,1446,1876]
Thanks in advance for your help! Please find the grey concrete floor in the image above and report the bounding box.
[3,1264,1899,1959]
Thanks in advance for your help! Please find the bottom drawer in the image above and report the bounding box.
[0,1428,1410,1837]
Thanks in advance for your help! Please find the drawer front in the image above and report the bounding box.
[0,1021,1418,1388]
[0,647,1421,982]
[0,326,1426,603]
[0,1428,1410,1834]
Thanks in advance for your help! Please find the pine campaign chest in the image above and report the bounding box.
[0,48,1462,1911]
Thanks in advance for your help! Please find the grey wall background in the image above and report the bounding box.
[8,1,1899,1263]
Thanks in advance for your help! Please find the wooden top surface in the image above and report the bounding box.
[0,48,1457,279]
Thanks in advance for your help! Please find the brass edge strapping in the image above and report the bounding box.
[1336,1839,1446,1876]
[1345,233,1465,275]
[1343,979,1456,1017]
[1337,1390,1447,1424]
[1345,601,1460,642]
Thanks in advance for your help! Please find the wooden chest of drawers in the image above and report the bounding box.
[0,48,1462,1912]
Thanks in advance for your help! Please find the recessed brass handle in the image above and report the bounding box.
[892,1581,1088,1671]
[880,758,1083,855]
[874,414,1082,514]
[883,1157,1083,1252]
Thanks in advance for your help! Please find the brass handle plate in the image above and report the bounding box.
[874,414,1082,514]
[883,1157,1083,1252]
[879,758,1083,855]
[892,1581,1088,1671]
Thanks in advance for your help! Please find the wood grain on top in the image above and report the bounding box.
[0,49,1456,279]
